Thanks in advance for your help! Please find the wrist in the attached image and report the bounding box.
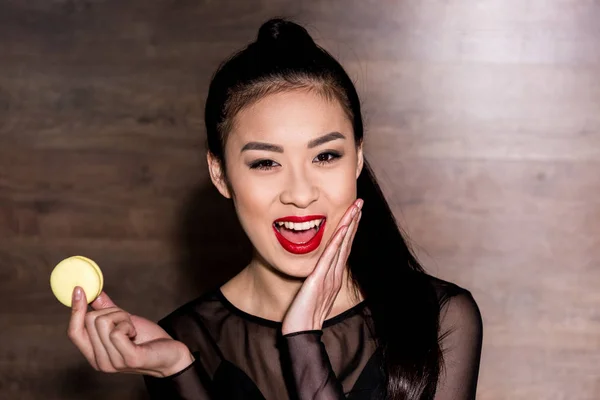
[159,346,195,377]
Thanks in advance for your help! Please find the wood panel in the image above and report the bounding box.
[1,0,599,399]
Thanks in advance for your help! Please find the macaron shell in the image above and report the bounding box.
[72,255,104,297]
[50,257,102,307]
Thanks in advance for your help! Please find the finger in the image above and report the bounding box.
[337,199,362,240]
[96,310,137,370]
[335,210,362,279]
[333,212,359,281]
[355,198,364,211]
[340,209,362,262]
[90,291,118,311]
[67,287,97,369]
[324,199,362,278]
[319,243,345,320]
[327,242,344,289]
[340,208,360,253]
[340,199,361,227]
[85,307,123,372]
[312,224,349,279]
[324,199,361,247]
[110,320,145,370]
[348,211,362,248]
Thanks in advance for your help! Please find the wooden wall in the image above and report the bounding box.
[1,1,599,399]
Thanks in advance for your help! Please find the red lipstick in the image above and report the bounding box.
[273,215,326,255]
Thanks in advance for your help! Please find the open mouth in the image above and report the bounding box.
[273,216,327,255]
[274,218,325,244]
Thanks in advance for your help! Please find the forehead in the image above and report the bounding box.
[227,90,353,148]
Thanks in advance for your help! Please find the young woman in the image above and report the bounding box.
[68,18,483,400]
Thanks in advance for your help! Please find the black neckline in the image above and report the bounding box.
[215,289,367,329]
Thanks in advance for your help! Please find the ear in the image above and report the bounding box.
[207,152,232,199]
[355,141,364,179]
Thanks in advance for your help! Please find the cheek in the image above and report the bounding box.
[322,162,359,202]
[232,181,268,220]
[318,165,359,233]
[228,172,279,241]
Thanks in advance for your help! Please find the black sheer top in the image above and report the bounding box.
[144,277,483,400]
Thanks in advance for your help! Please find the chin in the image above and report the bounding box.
[273,258,319,280]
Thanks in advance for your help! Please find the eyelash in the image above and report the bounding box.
[249,151,342,171]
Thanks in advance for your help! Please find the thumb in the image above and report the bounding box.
[90,291,118,310]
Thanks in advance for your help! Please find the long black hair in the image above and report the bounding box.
[204,18,442,400]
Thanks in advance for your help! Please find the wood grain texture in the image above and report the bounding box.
[1,0,599,399]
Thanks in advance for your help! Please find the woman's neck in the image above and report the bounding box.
[220,257,362,323]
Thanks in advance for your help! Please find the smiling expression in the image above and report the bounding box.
[208,89,363,278]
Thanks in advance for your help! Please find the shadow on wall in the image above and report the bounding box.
[175,181,253,296]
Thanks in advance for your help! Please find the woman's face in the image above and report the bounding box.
[209,90,363,278]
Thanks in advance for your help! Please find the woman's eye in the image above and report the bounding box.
[249,159,279,170]
[314,152,341,164]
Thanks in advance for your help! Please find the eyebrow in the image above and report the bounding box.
[240,132,346,153]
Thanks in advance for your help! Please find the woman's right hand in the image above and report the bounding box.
[68,287,194,378]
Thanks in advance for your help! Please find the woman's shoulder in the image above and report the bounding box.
[425,275,483,335]
[426,275,474,304]
[155,287,226,335]
[153,288,231,371]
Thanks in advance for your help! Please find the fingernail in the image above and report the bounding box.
[351,206,358,217]
[73,287,82,302]
[357,199,364,208]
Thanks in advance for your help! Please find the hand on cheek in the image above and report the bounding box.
[281,198,363,335]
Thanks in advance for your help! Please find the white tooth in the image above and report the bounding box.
[280,220,323,230]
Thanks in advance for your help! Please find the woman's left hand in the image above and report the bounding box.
[281,199,363,335]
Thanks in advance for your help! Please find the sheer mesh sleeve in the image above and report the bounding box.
[435,291,484,400]
[143,300,222,400]
[143,355,214,400]
[282,330,346,400]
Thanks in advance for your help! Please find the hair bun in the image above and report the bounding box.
[256,18,315,48]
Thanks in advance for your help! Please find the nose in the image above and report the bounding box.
[279,166,319,208]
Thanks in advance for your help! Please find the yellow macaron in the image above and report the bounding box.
[50,256,104,307]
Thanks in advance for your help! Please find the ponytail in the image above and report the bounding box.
[351,160,441,399]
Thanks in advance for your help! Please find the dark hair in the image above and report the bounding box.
[204,18,442,400]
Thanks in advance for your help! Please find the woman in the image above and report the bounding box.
[68,18,483,399]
